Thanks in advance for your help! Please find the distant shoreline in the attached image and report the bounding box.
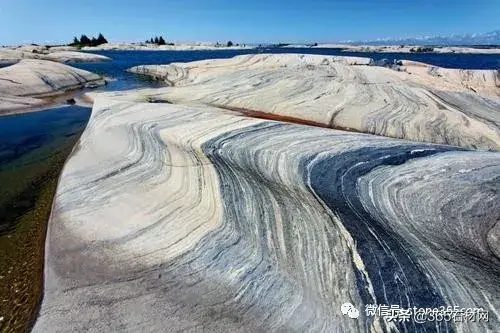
[4,42,500,54]
[282,43,500,54]
[83,42,500,54]
[80,42,254,52]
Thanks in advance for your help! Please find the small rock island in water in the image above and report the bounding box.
[0,3,499,333]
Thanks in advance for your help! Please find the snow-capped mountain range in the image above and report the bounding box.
[345,30,500,46]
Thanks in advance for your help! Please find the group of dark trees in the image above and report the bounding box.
[70,33,108,47]
[409,46,434,53]
[145,36,172,45]
[215,41,242,47]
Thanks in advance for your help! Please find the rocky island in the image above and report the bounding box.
[31,54,499,332]
[0,59,106,115]
[81,42,253,51]
[0,46,111,65]
[313,44,500,54]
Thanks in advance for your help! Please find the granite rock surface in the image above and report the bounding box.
[0,47,110,65]
[30,54,500,332]
[32,95,499,332]
[0,59,105,114]
[128,54,500,150]
[41,51,111,63]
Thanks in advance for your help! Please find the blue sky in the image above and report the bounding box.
[0,0,498,45]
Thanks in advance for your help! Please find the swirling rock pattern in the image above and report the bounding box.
[128,54,500,150]
[33,96,499,332]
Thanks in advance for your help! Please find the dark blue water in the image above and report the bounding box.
[0,106,91,169]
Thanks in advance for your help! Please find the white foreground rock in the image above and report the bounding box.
[30,53,500,332]
[32,96,500,332]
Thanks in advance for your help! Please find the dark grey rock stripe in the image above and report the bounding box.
[308,146,459,333]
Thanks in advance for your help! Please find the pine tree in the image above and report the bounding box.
[96,33,108,45]
[154,37,159,44]
[158,36,166,45]
[80,35,91,46]
[227,41,234,47]
[71,37,79,46]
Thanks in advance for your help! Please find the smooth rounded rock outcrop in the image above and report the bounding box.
[32,97,499,333]
[0,59,105,114]
[128,54,500,150]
